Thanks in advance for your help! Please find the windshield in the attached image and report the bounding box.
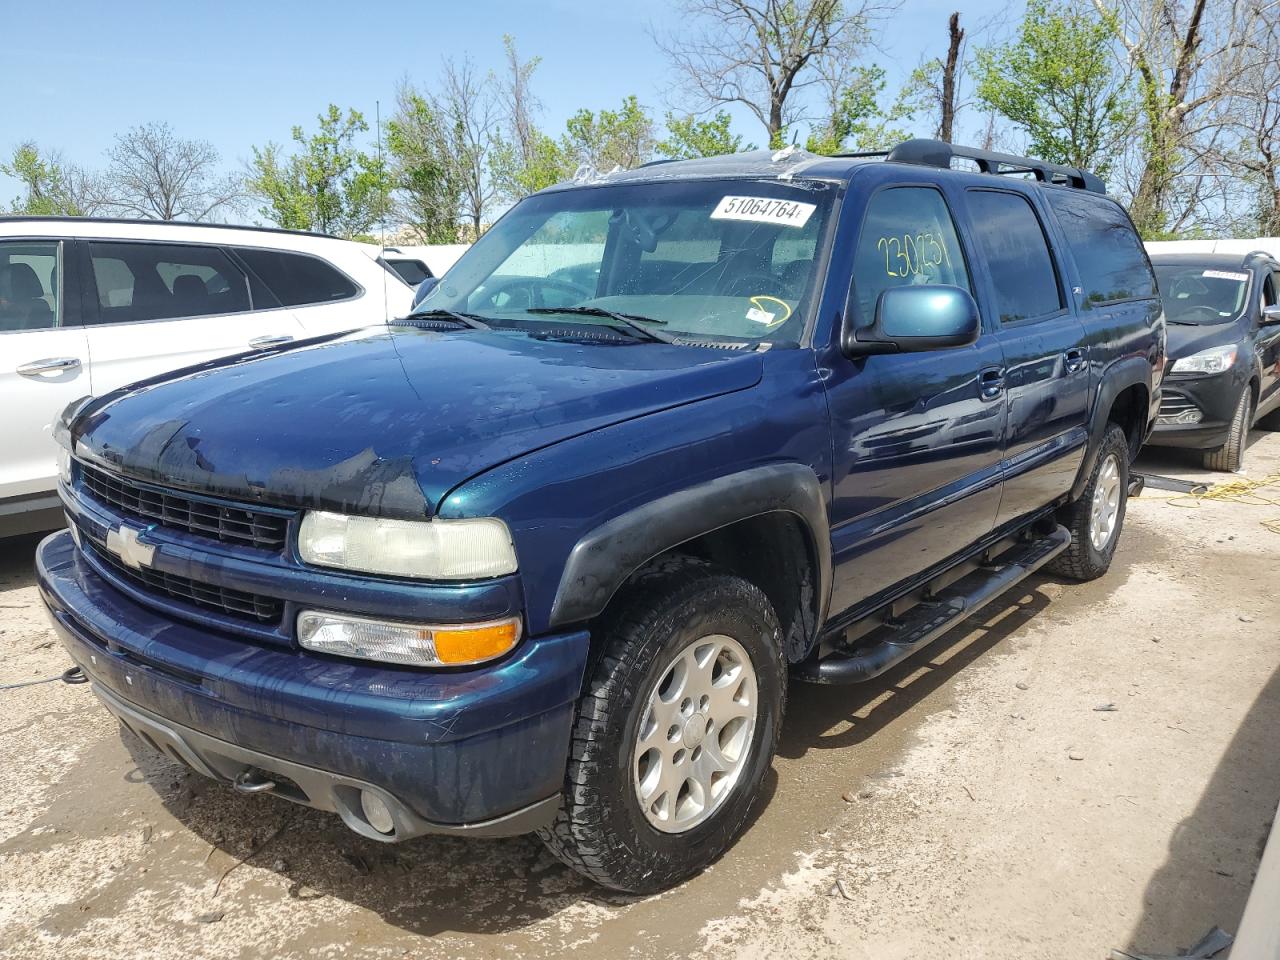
[1154,264,1249,325]
[417,178,837,344]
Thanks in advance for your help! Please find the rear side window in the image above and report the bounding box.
[235,248,359,307]
[386,258,431,285]
[850,186,971,330]
[0,240,60,332]
[86,242,250,325]
[967,190,1064,324]
[1045,190,1155,307]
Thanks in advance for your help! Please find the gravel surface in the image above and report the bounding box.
[2,434,1278,959]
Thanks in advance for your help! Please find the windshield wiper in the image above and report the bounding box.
[526,306,680,344]
[401,308,491,330]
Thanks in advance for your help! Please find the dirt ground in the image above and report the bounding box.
[2,435,1279,960]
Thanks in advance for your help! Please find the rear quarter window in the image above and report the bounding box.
[234,248,359,307]
[1045,190,1155,307]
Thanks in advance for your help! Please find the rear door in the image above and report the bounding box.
[962,188,1089,526]
[0,238,91,501]
[825,178,1007,615]
[80,239,305,395]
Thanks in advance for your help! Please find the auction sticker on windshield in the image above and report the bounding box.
[711,196,816,228]
[1203,270,1249,282]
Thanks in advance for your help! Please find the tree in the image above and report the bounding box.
[939,13,965,143]
[386,82,462,243]
[1094,0,1262,236]
[246,105,388,237]
[658,111,749,158]
[562,95,657,172]
[657,0,893,147]
[106,122,240,221]
[902,12,968,142]
[805,64,907,154]
[975,0,1134,178]
[438,59,499,240]
[489,37,566,202]
[2,142,108,216]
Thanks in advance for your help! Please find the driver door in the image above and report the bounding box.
[824,180,1007,616]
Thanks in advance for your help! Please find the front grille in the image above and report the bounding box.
[79,462,289,551]
[87,538,283,624]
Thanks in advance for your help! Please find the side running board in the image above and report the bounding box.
[796,525,1072,685]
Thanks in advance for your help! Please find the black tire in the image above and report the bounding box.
[1047,423,1130,582]
[1202,388,1253,471]
[537,555,786,893]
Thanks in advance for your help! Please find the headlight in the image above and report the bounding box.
[297,610,522,666]
[1171,344,1237,375]
[57,447,72,485]
[298,511,517,579]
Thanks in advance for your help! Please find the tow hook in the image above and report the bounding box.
[233,768,277,794]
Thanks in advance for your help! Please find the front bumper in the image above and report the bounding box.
[1147,376,1245,450]
[38,531,590,839]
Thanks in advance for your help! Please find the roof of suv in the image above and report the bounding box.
[541,138,1107,195]
[0,215,381,258]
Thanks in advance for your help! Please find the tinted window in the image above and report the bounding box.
[0,240,60,332]
[87,242,250,325]
[386,258,431,285]
[1045,190,1155,307]
[235,248,358,307]
[967,190,1063,324]
[850,186,971,331]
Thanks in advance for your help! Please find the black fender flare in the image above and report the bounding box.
[547,463,831,633]
[1071,356,1152,500]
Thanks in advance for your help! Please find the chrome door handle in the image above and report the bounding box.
[1064,349,1086,374]
[249,335,294,348]
[17,357,82,377]
[978,366,1006,401]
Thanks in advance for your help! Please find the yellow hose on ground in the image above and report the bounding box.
[1152,470,1280,533]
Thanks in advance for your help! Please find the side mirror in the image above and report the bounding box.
[1263,304,1280,326]
[412,276,439,309]
[844,284,981,356]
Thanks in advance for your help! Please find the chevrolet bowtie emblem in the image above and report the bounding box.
[105,525,156,570]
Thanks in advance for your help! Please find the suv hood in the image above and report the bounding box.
[72,327,764,518]
[1164,316,1247,365]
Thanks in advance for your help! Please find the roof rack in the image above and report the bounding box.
[841,138,1106,194]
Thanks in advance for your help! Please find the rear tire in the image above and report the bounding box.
[1203,388,1253,471]
[1047,423,1130,582]
[537,555,786,893]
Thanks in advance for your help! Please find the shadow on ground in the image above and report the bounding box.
[96,571,1081,940]
[1123,663,1280,956]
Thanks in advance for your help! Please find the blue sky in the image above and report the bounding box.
[1,0,1012,206]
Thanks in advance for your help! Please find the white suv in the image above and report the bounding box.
[0,217,415,536]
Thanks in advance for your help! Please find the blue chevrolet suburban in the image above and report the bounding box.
[37,140,1163,892]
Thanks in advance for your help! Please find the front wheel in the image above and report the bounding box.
[538,556,786,893]
[1047,423,1130,581]
[1202,387,1252,472]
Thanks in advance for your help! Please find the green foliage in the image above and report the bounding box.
[562,95,656,172]
[386,89,462,243]
[805,65,908,155]
[974,0,1133,176]
[246,105,389,237]
[489,131,567,201]
[657,111,748,159]
[491,95,661,201]
[2,143,86,215]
